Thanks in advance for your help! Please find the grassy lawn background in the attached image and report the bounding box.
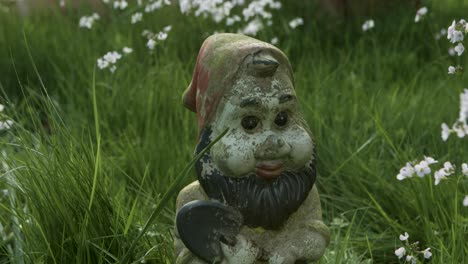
[1,1,467,263]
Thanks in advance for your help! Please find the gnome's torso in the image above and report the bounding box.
[175,181,329,264]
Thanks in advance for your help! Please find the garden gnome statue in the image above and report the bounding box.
[175,33,330,264]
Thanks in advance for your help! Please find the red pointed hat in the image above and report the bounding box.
[183,33,294,138]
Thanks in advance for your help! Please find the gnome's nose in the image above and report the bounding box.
[254,135,291,160]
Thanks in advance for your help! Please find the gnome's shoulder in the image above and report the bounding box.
[176,181,208,211]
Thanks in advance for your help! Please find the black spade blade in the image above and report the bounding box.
[176,200,243,263]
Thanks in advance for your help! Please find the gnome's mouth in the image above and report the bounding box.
[255,160,283,180]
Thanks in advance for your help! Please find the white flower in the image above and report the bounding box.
[434,161,455,185]
[114,0,128,10]
[453,124,466,137]
[399,232,409,241]
[401,163,415,177]
[397,163,415,180]
[177,0,281,29]
[270,1,281,9]
[157,31,168,41]
[434,169,447,185]
[0,104,4,112]
[448,66,456,74]
[79,16,93,28]
[462,163,468,176]
[78,13,99,31]
[142,29,152,38]
[448,47,456,56]
[447,20,456,39]
[242,0,275,21]
[423,248,432,259]
[424,156,438,165]
[464,195,468,206]
[226,17,236,26]
[441,123,450,141]
[145,1,163,13]
[123,47,133,54]
[103,51,122,64]
[362,19,375,31]
[443,161,455,173]
[209,1,235,23]
[131,12,143,24]
[414,6,428,23]
[0,120,13,131]
[451,30,464,43]
[240,18,263,36]
[269,1,281,9]
[271,37,278,45]
[97,58,109,69]
[79,16,92,29]
[97,50,124,71]
[226,15,241,26]
[416,7,428,15]
[406,255,417,264]
[179,0,191,14]
[396,174,406,181]
[460,89,468,123]
[395,247,406,259]
[289,17,304,29]
[447,20,464,43]
[163,25,172,32]
[146,39,156,50]
[179,0,261,25]
[415,160,431,177]
[436,28,447,40]
[454,43,465,56]
[109,65,117,73]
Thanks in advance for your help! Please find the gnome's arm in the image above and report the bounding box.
[174,181,209,264]
[266,185,330,263]
[175,181,260,264]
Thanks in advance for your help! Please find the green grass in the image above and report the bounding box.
[1,1,467,263]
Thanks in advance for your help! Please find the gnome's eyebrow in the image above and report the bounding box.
[240,98,261,108]
[279,94,295,104]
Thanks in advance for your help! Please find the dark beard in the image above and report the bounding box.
[195,127,316,230]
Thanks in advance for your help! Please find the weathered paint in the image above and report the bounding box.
[176,33,329,264]
[211,77,313,178]
[182,33,294,139]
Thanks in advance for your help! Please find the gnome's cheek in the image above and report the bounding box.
[211,139,256,177]
[287,126,315,168]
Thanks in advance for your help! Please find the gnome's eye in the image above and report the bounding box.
[241,116,260,131]
[274,111,288,127]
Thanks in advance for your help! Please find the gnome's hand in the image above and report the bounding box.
[220,234,259,264]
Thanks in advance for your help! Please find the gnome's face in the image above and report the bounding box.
[210,76,314,180]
